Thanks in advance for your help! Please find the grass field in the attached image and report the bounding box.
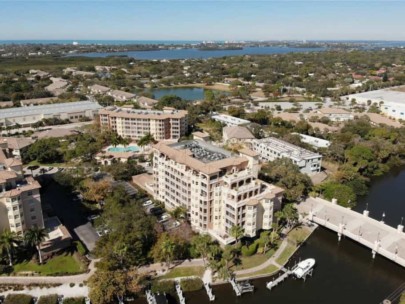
[160,266,205,279]
[13,253,85,276]
[236,264,279,279]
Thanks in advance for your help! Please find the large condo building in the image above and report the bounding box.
[251,137,322,174]
[152,140,283,244]
[99,107,188,141]
[0,150,44,236]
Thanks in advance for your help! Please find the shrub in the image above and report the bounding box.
[63,298,86,304]
[241,242,258,257]
[74,241,87,256]
[70,283,75,287]
[4,294,33,304]
[37,294,58,304]
[0,264,13,274]
[151,280,175,294]
[180,278,203,292]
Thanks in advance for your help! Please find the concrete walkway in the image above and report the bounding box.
[0,284,89,298]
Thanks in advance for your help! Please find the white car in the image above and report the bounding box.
[142,200,154,207]
[159,213,171,222]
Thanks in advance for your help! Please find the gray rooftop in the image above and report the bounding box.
[170,140,232,163]
[0,101,102,119]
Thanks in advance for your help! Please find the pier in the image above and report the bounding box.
[299,197,405,268]
[204,283,215,301]
[175,282,186,304]
[145,290,157,304]
[229,277,254,296]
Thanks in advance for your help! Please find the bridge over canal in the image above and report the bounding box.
[298,197,405,268]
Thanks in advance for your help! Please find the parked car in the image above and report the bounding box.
[149,207,164,216]
[142,200,154,207]
[158,213,171,222]
[87,214,100,222]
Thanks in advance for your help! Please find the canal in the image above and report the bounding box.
[137,167,405,304]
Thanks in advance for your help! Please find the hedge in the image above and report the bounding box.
[63,297,86,304]
[74,241,87,256]
[241,242,258,257]
[38,294,58,304]
[180,278,203,292]
[151,280,175,294]
[4,294,33,304]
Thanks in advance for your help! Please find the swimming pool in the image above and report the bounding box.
[106,145,140,153]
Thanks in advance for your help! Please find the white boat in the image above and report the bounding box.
[292,258,316,279]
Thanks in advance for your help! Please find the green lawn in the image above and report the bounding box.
[27,160,68,168]
[233,254,268,271]
[161,266,205,279]
[287,226,312,243]
[275,244,296,266]
[400,293,405,304]
[236,264,279,279]
[13,253,85,276]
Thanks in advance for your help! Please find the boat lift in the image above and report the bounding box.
[266,258,315,291]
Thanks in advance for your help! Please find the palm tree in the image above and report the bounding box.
[161,237,176,268]
[0,230,20,266]
[24,227,47,264]
[137,133,156,148]
[192,234,212,266]
[229,225,244,245]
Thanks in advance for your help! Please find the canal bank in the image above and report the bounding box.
[135,167,405,304]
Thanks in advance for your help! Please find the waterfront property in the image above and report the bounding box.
[99,106,188,141]
[251,137,322,174]
[212,114,250,126]
[299,197,405,268]
[0,101,102,127]
[342,86,405,120]
[152,140,284,244]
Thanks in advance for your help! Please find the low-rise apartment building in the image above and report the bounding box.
[0,101,102,127]
[0,150,44,236]
[99,106,188,141]
[212,114,250,126]
[152,140,283,244]
[251,137,322,174]
[108,90,136,102]
[316,107,354,122]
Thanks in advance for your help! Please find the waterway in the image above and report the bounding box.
[70,46,325,60]
[136,167,405,304]
[149,87,227,101]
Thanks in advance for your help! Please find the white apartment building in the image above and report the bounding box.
[251,137,322,174]
[99,107,188,141]
[0,150,44,236]
[0,101,102,127]
[153,140,284,244]
[212,114,251,126]
[294,133,331,149]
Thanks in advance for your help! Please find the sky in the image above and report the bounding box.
[1,0,405,41]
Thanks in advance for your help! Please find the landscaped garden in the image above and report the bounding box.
[13,253,85,276]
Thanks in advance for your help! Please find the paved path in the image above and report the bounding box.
[0,259,98,285]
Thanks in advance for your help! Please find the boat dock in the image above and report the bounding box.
[176,282,186,304]
[204,282,215,301]
[266,268,291,291]
[266,261,314,292]
[146,290,157,304]
[229,277,254,296]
